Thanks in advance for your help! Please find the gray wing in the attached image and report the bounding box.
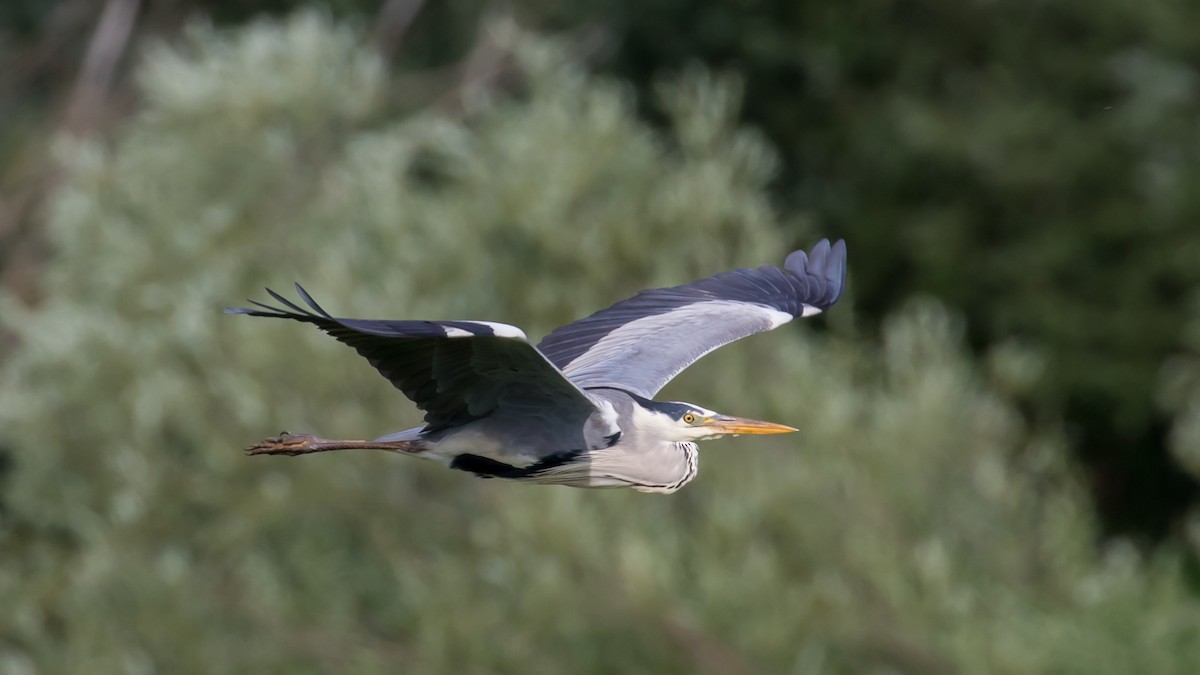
[536,239,847,397]
[227,285,598,432]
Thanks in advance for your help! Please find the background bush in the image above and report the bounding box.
[2,6,1199,674]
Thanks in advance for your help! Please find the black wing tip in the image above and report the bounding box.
[225,298,289,316]
[830,239,848,294]
[784,238,847,310]
[225,284,329,320]
[784,238,845,274]
[294,283,333,318]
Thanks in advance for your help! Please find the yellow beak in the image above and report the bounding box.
[702,415,798,435]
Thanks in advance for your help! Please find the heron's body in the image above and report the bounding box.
[378,388,699,492]
[228,240,847,493]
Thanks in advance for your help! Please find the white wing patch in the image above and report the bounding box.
[440,321,528,339]
[799,304,823,318]
[471,321,528,339]
[764,307,795,327]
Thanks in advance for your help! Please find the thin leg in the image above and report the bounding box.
[245,432,419,457]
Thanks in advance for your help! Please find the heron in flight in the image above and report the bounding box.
[228,239,846,493]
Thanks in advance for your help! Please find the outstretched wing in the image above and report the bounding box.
[536,239,847,397]
[227,285,598,432]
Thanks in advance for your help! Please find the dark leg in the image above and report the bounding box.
[245,432,420,457]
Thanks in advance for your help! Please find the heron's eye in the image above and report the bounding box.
[682,413,696,424]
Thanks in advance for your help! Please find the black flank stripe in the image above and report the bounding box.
[450,449,584,479]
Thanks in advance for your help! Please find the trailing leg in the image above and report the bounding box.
[245,432,421,456]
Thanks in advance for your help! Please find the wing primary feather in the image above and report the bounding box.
[265,287,312,316]
[248,299,288,314]
[294,283,335,319]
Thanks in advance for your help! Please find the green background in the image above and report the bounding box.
[1,2,1198,672]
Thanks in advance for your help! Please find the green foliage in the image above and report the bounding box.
[1,13,1197,674]
[1161,299,1200,486]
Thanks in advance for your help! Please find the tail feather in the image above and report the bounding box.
[373,426,425,443]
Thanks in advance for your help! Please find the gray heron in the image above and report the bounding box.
[227,239,846,493]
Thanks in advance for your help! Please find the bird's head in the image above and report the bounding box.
[644,400,798,442]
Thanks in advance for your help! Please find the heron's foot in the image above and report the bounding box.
[245,432,320,457]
